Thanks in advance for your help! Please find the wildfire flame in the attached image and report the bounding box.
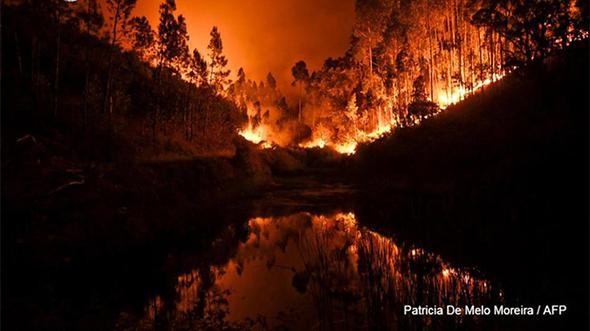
[238,72,505,155]
[238,123,273,149]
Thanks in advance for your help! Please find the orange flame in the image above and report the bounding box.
[238,123,273,149]
[240,73,506,154]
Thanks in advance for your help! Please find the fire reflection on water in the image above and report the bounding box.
[121,213,501,330]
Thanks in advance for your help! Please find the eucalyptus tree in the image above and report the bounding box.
[103,0,137,115]
[207,26,231,93]
[291,60,309,123]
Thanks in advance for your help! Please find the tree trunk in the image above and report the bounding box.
[477,27,484,84]
[298,83,302,123]
[53,27,61,118]
[103,1,121,115]
[184,85,193,140]
[203,103,209,138]
[367,32,373,87]
[490,31,495,81]
[31,35,40,110]
[83,64,90,128]
[152,56,165,146]
[14,31,23,76]
[426,0,434,101]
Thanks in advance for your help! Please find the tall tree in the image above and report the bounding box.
[151,0,190,143]
[156,0,189,76]
[130,16,155,61]
[79,0,104,127]
[185,49,209,140]
[46,0,75,118]
[266,72,277,90]
[291,60,309,123]
[188,49,209,87]
[103,0,137,115]
[207,26,231,93]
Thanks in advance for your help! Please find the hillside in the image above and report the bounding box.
[355,43,588,192]
[351,44,589,329]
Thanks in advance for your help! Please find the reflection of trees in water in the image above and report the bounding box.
[123,266,244,330]
[116,212,500,330]
[355,231,498,330]
[290,213,500,330]
[296,213,361,330]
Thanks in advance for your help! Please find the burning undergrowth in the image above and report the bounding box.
[234,0,586,155]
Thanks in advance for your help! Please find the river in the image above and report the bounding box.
[4,174,586,330]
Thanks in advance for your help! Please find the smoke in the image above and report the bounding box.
[134,0,356,99]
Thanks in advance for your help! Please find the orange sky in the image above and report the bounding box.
[134,0,356,92]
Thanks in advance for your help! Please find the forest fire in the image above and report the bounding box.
[437,74,505,109]
[229,0,586,156]
[2,0,588,330]
[238,70,505,155]
[238,123,273,149]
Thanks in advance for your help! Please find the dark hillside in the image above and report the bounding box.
[353,44,589,329]
[0,4,243,162]
[355,43,588,193]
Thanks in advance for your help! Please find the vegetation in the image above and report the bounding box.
[291,0,588,149]
[1,0,588,330]
[3,0,586,156]
[2,0,244,160]
[350,44,588,329]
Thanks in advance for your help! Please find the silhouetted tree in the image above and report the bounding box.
[103,0,137,115]
[78,0,104,127]
[266,72,277,89]
[207,26,231,93]
[408,75,438,120]
[130,16,155,61]
[156,0,189,75]
[237,68,246,84]
[46,0,75,117]
[189,49,209,87]
[152,0,189,142]
[291,60,309,122]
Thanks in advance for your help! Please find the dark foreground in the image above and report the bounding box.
[2,47,589,330]
[2,175,587,330]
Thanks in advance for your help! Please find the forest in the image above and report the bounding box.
[2,0,587,158]
[1,0,589,330]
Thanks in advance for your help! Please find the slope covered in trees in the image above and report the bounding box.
[1,2,588,329]
[2,0,587,158]
[3,0,247,160]
[350,43,589,329]
[291,0,588,152]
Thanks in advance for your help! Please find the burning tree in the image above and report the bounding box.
[291,60,310,123]
[285,0,587,154]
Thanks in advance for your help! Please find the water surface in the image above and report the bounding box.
[115,212,500,330]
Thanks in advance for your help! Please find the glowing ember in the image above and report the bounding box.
[442,267,456,278]
[299,137,358,155]
[442,268,450,277]
[438,75,503,109]
[297,121,397,155]
[299,137,326,149]
[333,141,357,155]
[238,125,264,144]
[238,123,273,149]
